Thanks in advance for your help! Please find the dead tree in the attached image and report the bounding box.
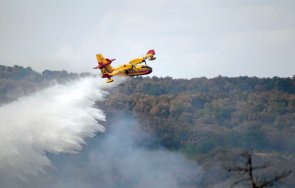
[228,151,292,188]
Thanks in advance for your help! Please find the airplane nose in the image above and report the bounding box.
[141,66,152,74]
[147,67,152,73]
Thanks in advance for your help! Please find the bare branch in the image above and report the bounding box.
[252,162,270,171]
[257,170,292,188]
[229,165,249,172]
[231,178,251,188]
[228,151,292,188]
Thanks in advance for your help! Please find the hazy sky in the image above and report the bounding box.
[0,0,294,78]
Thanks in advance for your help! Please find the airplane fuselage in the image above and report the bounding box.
[123,65,152,76]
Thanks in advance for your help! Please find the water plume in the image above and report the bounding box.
[0,77,108,177]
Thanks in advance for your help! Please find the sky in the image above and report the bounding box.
[0,0,294,78]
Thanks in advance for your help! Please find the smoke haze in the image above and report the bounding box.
[0,76,202,187]
[1,116,202,188]
[0,77,107,177]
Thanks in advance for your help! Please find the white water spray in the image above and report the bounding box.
[0,77,109,177]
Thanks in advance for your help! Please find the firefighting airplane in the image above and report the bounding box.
[93,49,156,83]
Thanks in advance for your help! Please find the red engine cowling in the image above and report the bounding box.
[147,49,155,55]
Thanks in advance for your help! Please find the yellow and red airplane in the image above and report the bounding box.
[93,49,156,83]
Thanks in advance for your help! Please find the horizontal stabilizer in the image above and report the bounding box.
[93,65,100,69]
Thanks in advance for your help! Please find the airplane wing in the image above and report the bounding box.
[129,49,156,65]
[129,58,144,65]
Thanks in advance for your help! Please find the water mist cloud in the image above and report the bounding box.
[11,116,202,188]
[0,76,202,188]
[84,118,202,188]
[0,77,107,177]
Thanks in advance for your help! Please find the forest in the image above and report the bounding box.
[0,65,89,104]
[102,76,295,151]
[100,76,295,187]
[1,65,294,187]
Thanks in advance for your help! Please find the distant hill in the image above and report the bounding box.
[0,65,90,104]
[99,76,295,187]
[1,65,294,187]
[101,76,295,151]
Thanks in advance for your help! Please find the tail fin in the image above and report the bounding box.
[93,53,116,73]
[93,53,116,83]
[96,54,106,64]
[93,54,108,69]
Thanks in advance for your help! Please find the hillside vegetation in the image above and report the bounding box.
[1,65,294,186]
[0,65,88,104]
[102,76,295,152]
[100,76,295,187]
